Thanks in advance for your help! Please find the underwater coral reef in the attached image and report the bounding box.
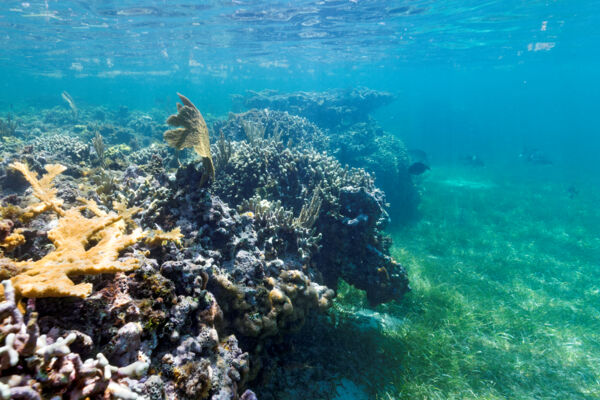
[232,88,419,222]
[236,88,394,130]
[0,90,414,399]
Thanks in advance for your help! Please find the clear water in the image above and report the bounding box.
[2,0,598,171]
[1,1,599,399]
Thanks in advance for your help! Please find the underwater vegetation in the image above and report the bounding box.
[0,89,415,399]
[382,168,600,399]
[272,166,598,400]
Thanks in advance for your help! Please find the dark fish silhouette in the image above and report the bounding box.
[408,162,430,175]
[567,185,579,199]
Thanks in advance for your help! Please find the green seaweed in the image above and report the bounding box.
[331,166,600,400]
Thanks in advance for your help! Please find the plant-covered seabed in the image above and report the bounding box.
[287,166,599,400]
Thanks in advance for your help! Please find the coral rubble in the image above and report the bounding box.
[0,280,148,399]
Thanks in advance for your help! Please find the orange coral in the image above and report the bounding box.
[12,201,145,298]
[2,162,181,298]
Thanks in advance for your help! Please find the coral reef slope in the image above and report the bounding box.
[0,99,412,399]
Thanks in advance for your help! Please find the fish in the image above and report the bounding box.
[567,185,579,199]
[408,162,430,175]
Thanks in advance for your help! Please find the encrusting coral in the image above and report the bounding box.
[1,161,182,298]
[164,93,214,185]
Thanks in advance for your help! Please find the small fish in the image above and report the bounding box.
[408,162,430,175]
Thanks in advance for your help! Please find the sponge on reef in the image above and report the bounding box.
[1,161,181,298]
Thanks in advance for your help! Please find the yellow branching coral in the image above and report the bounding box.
[145,227,183,247]
[164,93,215,185]
[3,162,181,298]
[10,162,66,218]
[13,203,144,298]
[0,231,25,252]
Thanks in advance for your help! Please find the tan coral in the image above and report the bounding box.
[0,219,24,253]
[2,162,181,298]
[145,227,183,247]
[164,93,215,185]
[0,231,25,252]
[10,162,66,217]
[12,201,145,298]
[222,268,334,339]
[0,258,18,281]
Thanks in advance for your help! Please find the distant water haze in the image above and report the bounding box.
[0,0,597,177]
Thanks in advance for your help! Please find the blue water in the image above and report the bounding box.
[2,2,600,398]
[2,0,598,178]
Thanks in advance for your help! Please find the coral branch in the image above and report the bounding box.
[2,162,180,298]
[10,162,66,217]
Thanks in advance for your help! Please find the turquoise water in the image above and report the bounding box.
[1,1,600,399]
[1,0,598,172]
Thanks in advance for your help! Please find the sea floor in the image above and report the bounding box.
[268,165,600,400]
[379,165,600,399]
